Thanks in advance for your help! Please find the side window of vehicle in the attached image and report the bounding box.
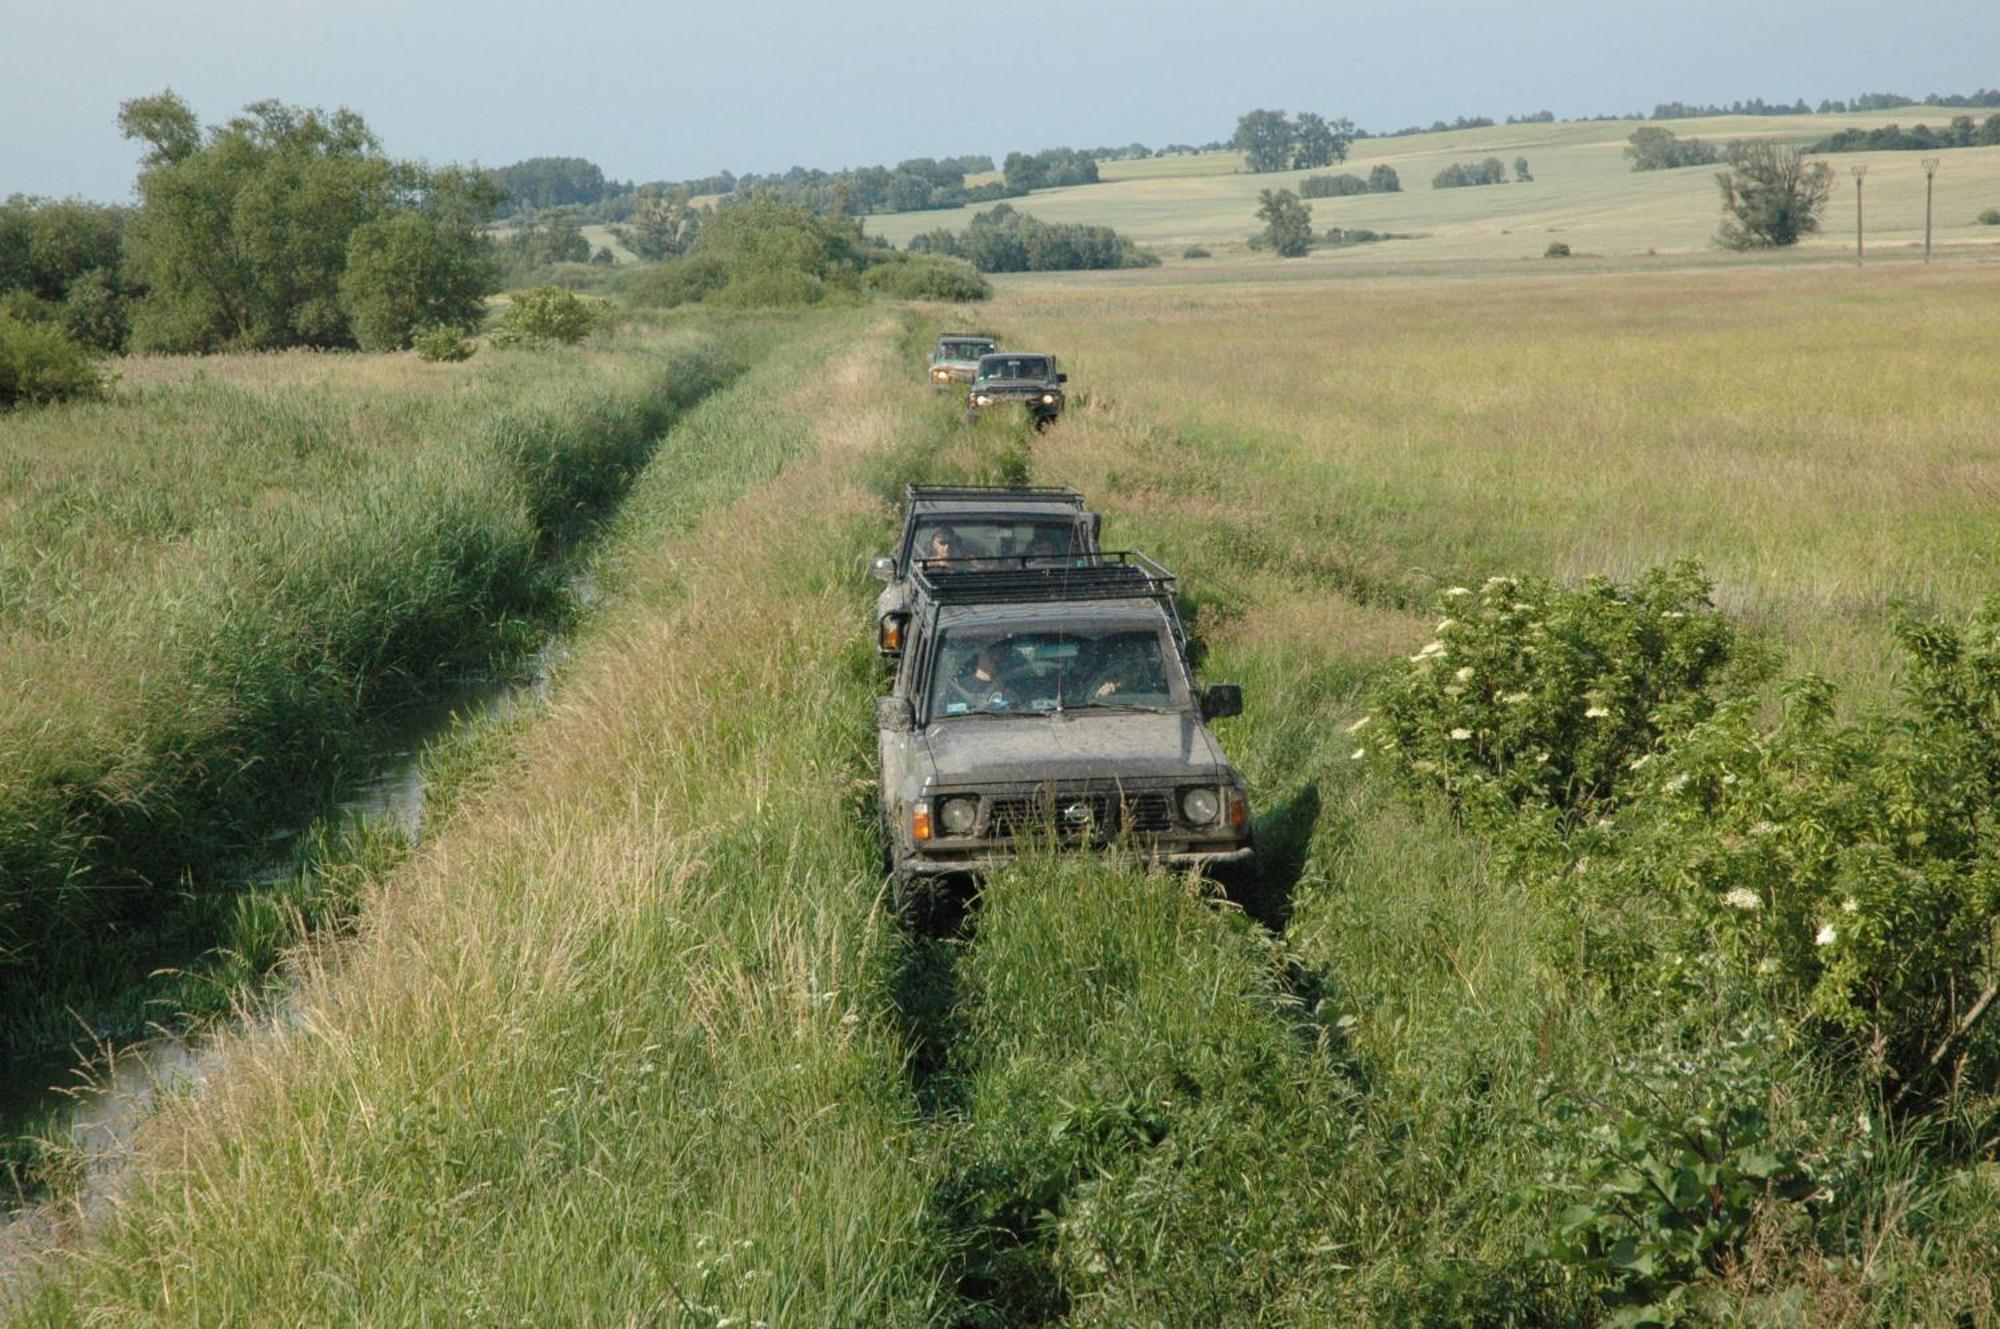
[900,619,928,710]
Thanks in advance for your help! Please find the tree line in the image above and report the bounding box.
[906,203,1157,273]
[1299,166,1400,198]
[1808,114,2000,153]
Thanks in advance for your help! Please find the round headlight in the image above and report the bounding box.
[1181,788,1220,825]
[939,796,978,836]
[1041,393,1056,404]
[974,394,992,406]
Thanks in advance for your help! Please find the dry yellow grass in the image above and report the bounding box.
[989,258,2000,688]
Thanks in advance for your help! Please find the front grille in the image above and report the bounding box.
[984,790,1175,840]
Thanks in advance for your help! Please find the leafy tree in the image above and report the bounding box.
[1291,113,1354,170]
[1233,109,1295,173]
[611,194,703,260]
[504,210,591,269]
[1254,188,1314,257]
[1366,164,1401,193]
[1513,157,1533,182]
[60,269,130,352]
[1625,126,1722,171]
[120,92,396,351]
[1002,150,1046,192]
[339,210,496,350]
[1714,142,1832,248]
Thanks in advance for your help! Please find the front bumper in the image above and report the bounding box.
[901,842,1252,877]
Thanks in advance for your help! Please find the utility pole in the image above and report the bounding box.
[1852,164,1867,266]
[1922,157,1940,262]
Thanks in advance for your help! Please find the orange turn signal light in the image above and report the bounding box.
[880,615,905,652]
[1227,791,1249,830]
[911,805,933,842]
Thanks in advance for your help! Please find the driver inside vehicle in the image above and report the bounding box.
[943,645,1012,712]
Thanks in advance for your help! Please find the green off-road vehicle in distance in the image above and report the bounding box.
[967,351,1067,428]
[876,553,1252,894]
[871,484,1101,659]
[929,333,999,388]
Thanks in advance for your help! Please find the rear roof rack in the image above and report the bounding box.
[905,483,1085,508]
[911,551,1186,644]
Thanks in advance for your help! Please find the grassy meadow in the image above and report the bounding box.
[997,259,2000,691]
[13,237,2000,1322]
[868,112,2000,264]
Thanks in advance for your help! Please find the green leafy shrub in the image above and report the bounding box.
[1587,600,2000,1100]
[1369,562,1754,824]
[862,255,991,301]
[626,252,729,308]
[490,285,599,346]
[1545,241,1573,258]
[1541,1026,1819,1325]
[0,313,107,408]
[1978,207,2000,225]
[410,323,475,362]
[1182,245,1212,259]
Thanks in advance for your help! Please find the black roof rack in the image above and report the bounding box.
[910,551,1186,645]
[910,551,1171,603]
[905,483,1085,508]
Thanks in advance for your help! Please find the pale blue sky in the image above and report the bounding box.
[4,0,1997,202]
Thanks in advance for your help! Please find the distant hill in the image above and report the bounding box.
[863,112,2000,264]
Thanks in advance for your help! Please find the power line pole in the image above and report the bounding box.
[1922,157,1940,262]
[1852,164,1867,266]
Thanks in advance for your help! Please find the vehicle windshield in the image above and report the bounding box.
[976,355,1051,382]
[929,624,1184,717]
[938,340,995,361]
[907,518,1084,567]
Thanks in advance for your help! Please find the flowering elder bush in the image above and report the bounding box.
[1587,603,2000,1102]
[1366,561,1752,825]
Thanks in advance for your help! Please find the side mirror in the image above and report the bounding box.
[1088,513,1103,545]
[869,556,896,584]
[1057,372,1069,384]
[1200,684,1243,721]
[877,696,917,733]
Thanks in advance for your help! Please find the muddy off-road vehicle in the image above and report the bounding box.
[871,484,1101,659]
[928,334,999,388]
[967,352,1067,427]
[876,553,1252,891]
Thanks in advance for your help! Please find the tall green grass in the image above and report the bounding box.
[0,330,735,1054]
[13,314,962,1323]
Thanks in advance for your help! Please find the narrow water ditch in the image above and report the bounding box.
[0,572,591,1281]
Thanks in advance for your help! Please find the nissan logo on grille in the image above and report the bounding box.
[1062,802,1094,825]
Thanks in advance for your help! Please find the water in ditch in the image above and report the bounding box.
[0,583,587,1287]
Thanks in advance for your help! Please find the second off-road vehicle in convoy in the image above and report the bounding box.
[871,484,1101,659]
[967,352,1067,427]
[876,554,1253,892]
[928,333,999,388]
